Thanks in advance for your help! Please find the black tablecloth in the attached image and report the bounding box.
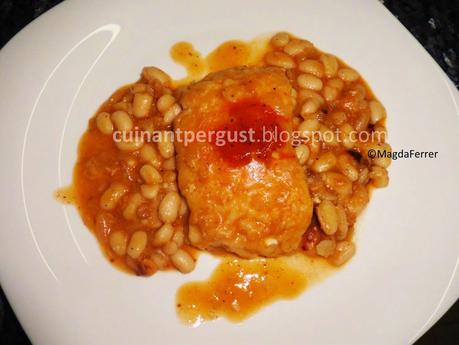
[0,0,458,344]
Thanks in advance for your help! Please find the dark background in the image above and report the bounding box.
[0,0,458,344]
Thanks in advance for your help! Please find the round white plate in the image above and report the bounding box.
[1,0,458,344]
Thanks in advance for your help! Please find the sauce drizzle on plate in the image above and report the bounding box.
[177,255,334,325]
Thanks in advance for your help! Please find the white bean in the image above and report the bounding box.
[109,231,128,256]
[111,110,133,131]
[369,100,386,124]
[283,39,313,56]
[157,94,176,113]
[153,223,174,246]
[317,200,338,235]
[338,68,360,82]
[140,164,162,184]
[140,184,160,199]
[265,51,296,69]
[142,66,171,86]
[320,54,338,78]
[171,249,195,273]
[158,191,181,223]
[133,93,153,118]
[127,231,148,259]
[157,131,175,159]
[163,103,182,125]
[270,32,290,47]
[100,183,128,210]
[140,144,162,169]
[297,73,323,91]
[122,193,143,220]
[295,145,310,165]
[96,112,113,135]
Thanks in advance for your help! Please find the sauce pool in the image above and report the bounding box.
[177,255,335,325]
[170,42,207,85]
[170,38,270,86]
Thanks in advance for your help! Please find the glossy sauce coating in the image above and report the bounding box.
[212,99,287,167]
[175,66,313,258]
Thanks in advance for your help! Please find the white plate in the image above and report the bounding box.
[0,0,458,344]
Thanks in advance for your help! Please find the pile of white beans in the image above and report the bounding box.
[266,32,391,265]
[93,67,195,275]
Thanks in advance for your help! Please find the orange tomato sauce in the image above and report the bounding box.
[58,33,387,325]
[170,38,269,86]
[211,99,289,167]
[177,255,334,325]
